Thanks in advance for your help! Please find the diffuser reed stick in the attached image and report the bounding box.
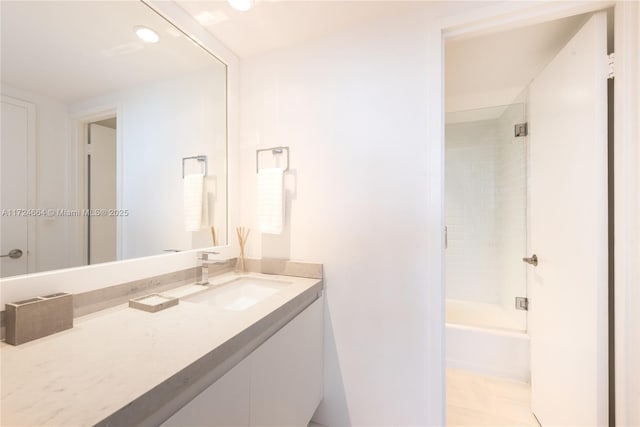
[236,227,250,273]
[210,226,218,247]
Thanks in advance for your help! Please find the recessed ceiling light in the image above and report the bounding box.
[134,26,160,43]
[228,0,253,12]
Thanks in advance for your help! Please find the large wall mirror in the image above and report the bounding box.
[1,1,227,278]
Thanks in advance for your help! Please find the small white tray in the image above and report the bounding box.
[129,294,178,313]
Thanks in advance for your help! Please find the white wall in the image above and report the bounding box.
[0,85,71,273]
[237,11,455,425]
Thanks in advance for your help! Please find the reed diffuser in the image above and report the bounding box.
[210,226,218,247]
[236,227,250,273]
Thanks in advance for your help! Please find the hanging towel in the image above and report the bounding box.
[199,177,212,229]
[201,177,210,228]
[184,173,204,232]
[257,167,284,234]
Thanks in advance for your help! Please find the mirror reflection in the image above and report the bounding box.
[1,1,227,278]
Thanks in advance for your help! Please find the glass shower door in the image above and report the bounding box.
[444,103,528,332]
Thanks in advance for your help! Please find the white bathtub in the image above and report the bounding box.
[446,299,530,382]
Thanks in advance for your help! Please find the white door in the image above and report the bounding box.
[528,12,608,426]
[88,123,117,264]
[1,96,35,277]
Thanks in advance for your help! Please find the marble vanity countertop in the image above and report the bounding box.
[0,272,322,427]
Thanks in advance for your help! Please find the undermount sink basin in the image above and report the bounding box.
[182,277,292,311]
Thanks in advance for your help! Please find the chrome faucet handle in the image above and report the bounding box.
[201,259,228,265]
[197,252,228,266]
[197,251,220,261]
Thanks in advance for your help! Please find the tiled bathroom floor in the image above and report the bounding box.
[447,369,540,426]
[308,369,539,427]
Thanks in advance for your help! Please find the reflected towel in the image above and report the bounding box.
[184,173,205,232]
[257,168,284,234]
[201,177,210,228]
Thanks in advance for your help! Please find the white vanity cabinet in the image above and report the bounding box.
[250,297,324,426]
[162,297,323,427]
[161,357,252,427]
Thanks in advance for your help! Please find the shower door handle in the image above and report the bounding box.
[522,254,538,266]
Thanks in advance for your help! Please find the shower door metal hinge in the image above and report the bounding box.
[515,297,529,311]
[444,226,448,249]
[607,53,615,79]
[514,123,528,137]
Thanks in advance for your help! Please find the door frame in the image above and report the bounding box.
[611,2,640,424]
[1,95,37,274]
[69,105,122,265]
[434,1,640,425]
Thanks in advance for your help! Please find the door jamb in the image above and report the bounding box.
[69,105,121,265]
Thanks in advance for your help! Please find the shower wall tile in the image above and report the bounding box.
[445,119,502,304]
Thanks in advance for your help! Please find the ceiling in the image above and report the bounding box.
[3,1,591,107]
[445,13,590,111]
[176,0,449,58]
[176,0,588,106]
[1,1,221,104]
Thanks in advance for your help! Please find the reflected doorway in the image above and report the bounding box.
[87,119,117,265]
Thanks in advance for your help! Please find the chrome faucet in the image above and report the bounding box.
[196,251,227,285]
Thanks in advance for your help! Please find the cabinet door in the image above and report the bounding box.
[250,298,324,427]
[162,357,251,427]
